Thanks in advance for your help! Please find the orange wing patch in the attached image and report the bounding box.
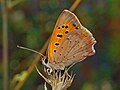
[48,23,78,60]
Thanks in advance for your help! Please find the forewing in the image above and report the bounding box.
[48,10,82,63]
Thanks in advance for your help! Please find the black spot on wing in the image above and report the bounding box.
[66,37,70,40]
[73,23,76,27]
[55,43,59,46]
[54,50,56,52]
[65,31,69,34]
[58,27,60,29]
[61,46,63,49]
[65,25,68,28]
[62,25,65,28]
[57,34,63,38]
[73,23,79,29]
[76,27,79,29]
[73,55,75,58]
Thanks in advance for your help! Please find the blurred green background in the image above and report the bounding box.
[1,0,120,90]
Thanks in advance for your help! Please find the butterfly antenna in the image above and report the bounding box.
[17,45,45,57]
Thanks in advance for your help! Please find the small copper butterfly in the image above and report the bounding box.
[42,10,96,73]
[17,9,96,74]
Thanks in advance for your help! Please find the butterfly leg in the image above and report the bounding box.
[35,65,51,83]
[67,63,75,71]
[44,82,48,90]
[63,63,75,77]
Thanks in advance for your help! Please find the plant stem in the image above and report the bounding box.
[14,39,49,90]
[2,0,9,90]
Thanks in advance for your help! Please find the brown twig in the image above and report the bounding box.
[69,0,82,12]
[14,39,49,90]
[7,0,25,10]
[14,0,82,89]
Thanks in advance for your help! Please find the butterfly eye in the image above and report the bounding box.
[44,58,48,64]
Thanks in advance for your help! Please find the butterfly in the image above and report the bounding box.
[42,9,96,73]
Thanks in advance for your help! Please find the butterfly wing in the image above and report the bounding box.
[47,10,96,70]
[54,27,96,68]
[47,10,81,62]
